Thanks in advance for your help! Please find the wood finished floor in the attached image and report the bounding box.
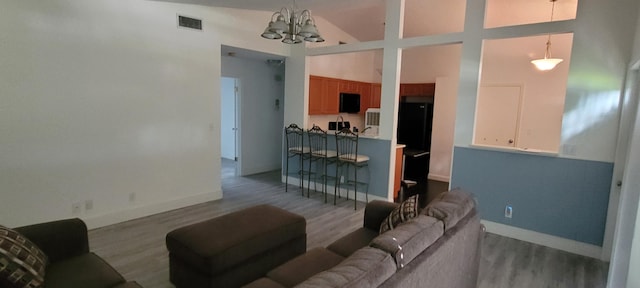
[89,163,609,288]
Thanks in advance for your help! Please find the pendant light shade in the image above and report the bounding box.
[531,58,563,71]
[531,0,563,71]
[261,22,283,39]
[299,19,320,38]
[531,39,564,71]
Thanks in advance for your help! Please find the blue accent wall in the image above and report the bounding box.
[284,135,391,198]
[451,147,613,246]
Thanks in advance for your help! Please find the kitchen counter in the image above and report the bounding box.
[326,130,379,139]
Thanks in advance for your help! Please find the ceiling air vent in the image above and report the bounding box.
[177,15,202,31]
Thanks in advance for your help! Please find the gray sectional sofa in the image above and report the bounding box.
[244,189,483,288]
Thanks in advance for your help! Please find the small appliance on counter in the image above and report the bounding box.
[328,121,350,131]
[363,108,380,136]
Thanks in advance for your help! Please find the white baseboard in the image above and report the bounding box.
[241,164,280,177]
[283,175,389,203]
[427,173,450,182]
[83,191,222,229]
[482,220,603,260]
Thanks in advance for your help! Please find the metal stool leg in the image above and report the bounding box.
[322,158,327,203]
[307,156,312,198]
[353,163,357,210]
[299,153,304,196]
[285,154,289,193]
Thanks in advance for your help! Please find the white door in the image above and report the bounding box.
[221,77,238,161]
[474,85,523,148]
[607,70,640,287]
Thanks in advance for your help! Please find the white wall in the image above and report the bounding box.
[430,77,459,181]
[0,1,289,228]
[634,25,640,66]
[400,44,462,83]
[558,0,638,163]
[221,56,285,176]
[308,114,364,132]
[308,17,380,83]
[309,51,378,83]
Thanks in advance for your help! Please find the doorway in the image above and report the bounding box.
[221,45,286,178]
[221,76,239,178]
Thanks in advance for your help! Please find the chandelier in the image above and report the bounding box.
[531,0,563,71]
[260,1,324,44]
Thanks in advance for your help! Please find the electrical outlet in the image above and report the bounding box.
[85,200,93,211]
[72,202,81,215]
[505,205,513,218]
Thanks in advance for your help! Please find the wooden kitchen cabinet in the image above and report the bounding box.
[325,78,340,114]
[309,76,324,115]
[394,145,404,200]
[339,80,359,93]
[309,75,385,115]
[399,83,436,97]
[359,82,371,114]
[309,75,339,115]
[370,83,381,108]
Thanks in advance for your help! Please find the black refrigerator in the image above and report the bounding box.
[397,102,434,183]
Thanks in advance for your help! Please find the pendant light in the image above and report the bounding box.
[531,0,563,71]
[260,0,324,44]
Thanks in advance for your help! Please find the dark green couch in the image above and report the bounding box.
[15,218,142,288]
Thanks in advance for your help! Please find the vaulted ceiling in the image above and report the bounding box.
[154,0,578,42]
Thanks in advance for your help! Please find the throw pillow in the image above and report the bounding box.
[379,195,419,234]
[0,225,47,288]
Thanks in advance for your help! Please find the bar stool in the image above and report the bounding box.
[307,125,337,202]
[335,128,369,210]
[284,123,309,195]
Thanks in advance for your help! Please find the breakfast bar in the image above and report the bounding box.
[282,129,402,203]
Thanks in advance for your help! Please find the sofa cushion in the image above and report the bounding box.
[0,225,48,288]
[242,277,287,288]
[112,282,143,288]
[423,189,475,231]
[363,201,399,231]
[370,215,444,269]
[266,247,344,287]
[295,247,396,288]
[327,228,378,258]
[44,253,125,288]
[379,195,419,234]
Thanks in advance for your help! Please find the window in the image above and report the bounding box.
[474,33,574,152]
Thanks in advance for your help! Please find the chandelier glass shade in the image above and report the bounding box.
[261,6,324,44]
[531,0,563,71]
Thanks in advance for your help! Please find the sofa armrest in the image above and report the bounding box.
[363,200,399,231]
[14,218,90,263]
